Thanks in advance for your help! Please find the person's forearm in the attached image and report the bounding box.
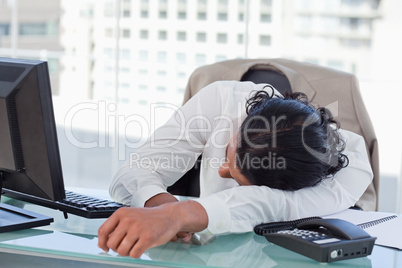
[144,192,178,207]
[164,200,208,233]
[98,199,209,258]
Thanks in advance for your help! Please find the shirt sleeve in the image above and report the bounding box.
[109,81,239,206]
[195,130,373,234]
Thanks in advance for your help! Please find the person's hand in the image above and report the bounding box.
[98,205,180,258]
[97,200,208,258]
[171,231,194,242]
[144,192,193,242]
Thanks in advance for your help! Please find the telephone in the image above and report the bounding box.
[254,217,376,263]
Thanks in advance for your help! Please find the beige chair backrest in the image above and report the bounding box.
[182,58,379,211]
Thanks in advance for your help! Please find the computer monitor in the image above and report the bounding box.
[0,57,63,232]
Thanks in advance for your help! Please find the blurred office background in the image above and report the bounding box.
[0,0,401,213]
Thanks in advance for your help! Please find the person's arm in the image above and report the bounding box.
[109,81,265,208]
[194,129,373,234]
[101,81,269,256]
[98,130,371,258]
[108,82,221,207]
[144,192,178,207]
[98,200,208,258]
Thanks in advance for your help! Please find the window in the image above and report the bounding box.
[159,10,168,18]
[157,86,167,92]
[122,29,130,38]
[120,83,130,89]
[139,84,148,90]
[0,24,10,35]
[157,51,168,62]
[158,30,168,40]
[321,16,338,32]
[261,0,272,6]
[177,31,187,41]
[139,69,148,75]
[197,12,207,20]
[176,53,186,63]
[140,30,149,39]
[104,48,113,58]
[19,23,47,36]
[119,98,130,104]
[238,12,244,21]
[348,18,360,30]
[177,87,185,94]
[121,67,130,73]
[195,53,207,65]
[123,9,131,17]
[259,35,271,46]
[217,13,228,21]
[327,60,344,71]
[341,38,371,48]
[178,11,186,19]
[216,55,227,62]
[157,70,167,76]
[140,10,148,18]
[237,34,243,44]
[260,13,271,23]
[177,71,186,78]
[138,100,148,106]
[304,58,319,64]
[342,0,363,7]
[80,8,94,18]
[196,32,207,42]
[138,50,149,61]
[217,33,227,43]
[104,81,113,88]
[296,15,313,31]
[121,49,131,59]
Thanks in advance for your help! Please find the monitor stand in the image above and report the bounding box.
[0,171,54,233]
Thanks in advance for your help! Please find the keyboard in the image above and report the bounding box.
[58,191,127,218]
[2,189,126,219]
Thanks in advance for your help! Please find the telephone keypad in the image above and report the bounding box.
[277,229,331,242]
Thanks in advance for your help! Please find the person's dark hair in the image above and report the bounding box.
[236,86,349,190]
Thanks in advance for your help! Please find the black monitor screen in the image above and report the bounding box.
[0,57,65,202]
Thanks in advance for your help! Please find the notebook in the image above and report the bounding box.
[324,209,402,250]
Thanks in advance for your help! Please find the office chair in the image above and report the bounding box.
[167,58,379,211]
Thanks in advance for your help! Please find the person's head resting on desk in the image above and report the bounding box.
[218,87,349,190]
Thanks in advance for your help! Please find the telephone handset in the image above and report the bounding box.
[254,217,376,263]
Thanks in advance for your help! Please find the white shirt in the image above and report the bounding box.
[110,81,373,235]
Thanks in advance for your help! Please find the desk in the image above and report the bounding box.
[0,197,401,268]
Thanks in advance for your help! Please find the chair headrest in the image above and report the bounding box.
[241,69,291,95]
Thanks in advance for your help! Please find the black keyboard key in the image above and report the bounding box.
[60,190,126,216]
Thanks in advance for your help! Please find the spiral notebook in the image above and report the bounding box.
[324,209,402,250]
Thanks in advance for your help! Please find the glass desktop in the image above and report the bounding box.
[0,192,401,268]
